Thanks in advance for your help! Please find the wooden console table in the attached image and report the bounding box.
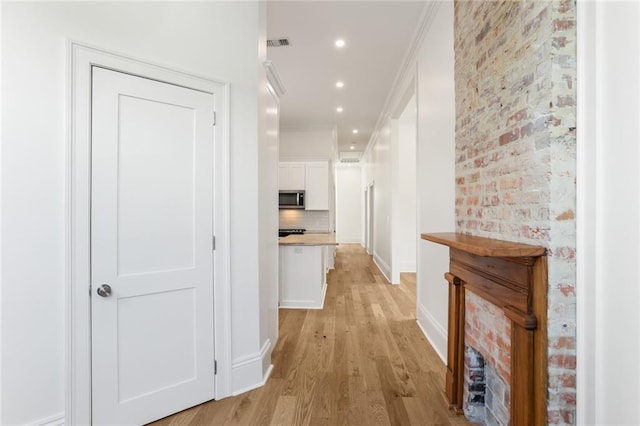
[421,233,547,425]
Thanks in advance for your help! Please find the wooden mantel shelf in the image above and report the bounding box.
[420,232,546,257]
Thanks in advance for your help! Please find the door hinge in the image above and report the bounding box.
[213,111,216,126]
[89,285,92,296]
[214,360,218,375]
[212,236,216,251]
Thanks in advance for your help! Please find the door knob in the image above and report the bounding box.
[97,284,112,297]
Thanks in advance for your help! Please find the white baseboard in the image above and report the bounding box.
[372,253,391,283]
[232,338,272,395]
[416,303,447,364]
[279,282,327,309]
[361,243,372,255]
[27,413,65,426]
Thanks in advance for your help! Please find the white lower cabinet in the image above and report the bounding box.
[322,245,336,272]
[279,245,327,309]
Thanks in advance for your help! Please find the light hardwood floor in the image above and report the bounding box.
[150,244,469,426]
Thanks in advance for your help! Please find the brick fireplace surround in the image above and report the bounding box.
[421,232,547,425]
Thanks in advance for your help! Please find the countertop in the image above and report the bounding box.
[279,233,338,246]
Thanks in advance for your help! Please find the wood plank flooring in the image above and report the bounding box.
[150,244,469,426]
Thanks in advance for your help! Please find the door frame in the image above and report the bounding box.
[366,182,374,255]
[363,187,369,249]
[65,41,231,425]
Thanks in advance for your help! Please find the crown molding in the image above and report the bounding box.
[362,1,440,159]
[263,60,286,97]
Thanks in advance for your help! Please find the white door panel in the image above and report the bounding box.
[116,94,196,275]
[91,67,215,425]
[116,288,196,403]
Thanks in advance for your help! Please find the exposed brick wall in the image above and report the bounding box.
[466,291,511,384]
[454,0,577,423]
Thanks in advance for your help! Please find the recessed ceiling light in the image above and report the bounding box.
[350,146,355,150]
[352,129,358,134]
[336,106,343,113]
[336,81,344,88]
[335,39,345,48]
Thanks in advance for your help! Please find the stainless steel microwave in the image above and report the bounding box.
[279,190,305,209]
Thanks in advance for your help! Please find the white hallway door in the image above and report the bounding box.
[91,67,216,425]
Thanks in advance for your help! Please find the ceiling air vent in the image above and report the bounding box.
[267,38,291,47]
[340,151,361,163]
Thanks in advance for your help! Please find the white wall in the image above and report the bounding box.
[279,126,338,234]
[577,1,640,423]
[391,95,417,283]
[361,125,393,280]
[1,3,269,424]
[414,1,456,362]
[335,165,363,243]
[258,73,279,384]
[360,3,454,300]
[279,126,336,161]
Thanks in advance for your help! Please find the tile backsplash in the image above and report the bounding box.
[279,209,329,232]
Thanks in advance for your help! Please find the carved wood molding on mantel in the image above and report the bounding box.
[421,232,548,426]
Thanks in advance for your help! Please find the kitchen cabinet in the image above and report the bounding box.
[304,161,329,210]
[323,245,336,272]
[279,245,326,309]
[279,161,330,210]
[278,163,305,190]
[278,233,338,309]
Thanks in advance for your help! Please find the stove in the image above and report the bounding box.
[279,228,306,237]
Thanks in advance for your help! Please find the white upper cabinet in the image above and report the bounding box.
[278,163,305,190]
[304,161,329,210]
[279,161,330,210]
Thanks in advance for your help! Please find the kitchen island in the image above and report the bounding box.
[278,233,338,309]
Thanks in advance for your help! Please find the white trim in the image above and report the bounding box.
[215,60,233,403]
[263,61,286,97]
[416,304,447,364]
[231,339,273,395]
[66,41,231,425]
[278,282,328,309]
[27,413,65,426]
[372,253,391,284]
[363,1,438,158]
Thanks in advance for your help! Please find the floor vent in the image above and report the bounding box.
[267,38,291,47]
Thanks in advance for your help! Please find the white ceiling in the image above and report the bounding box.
[266,1,426,155]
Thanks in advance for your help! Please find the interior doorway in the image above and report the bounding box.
[390,94,417,284]
[90,67,216,425]
[365,183,374,255]
[67,43,231,425]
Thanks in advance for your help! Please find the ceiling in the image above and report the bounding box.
[266,1,426,156]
